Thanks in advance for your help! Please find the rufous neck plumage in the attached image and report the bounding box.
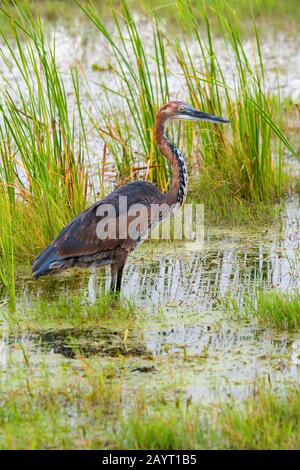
[155,115,187,208]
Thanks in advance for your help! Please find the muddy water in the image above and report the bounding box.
[0,18,300,405]
[1,196,300,404]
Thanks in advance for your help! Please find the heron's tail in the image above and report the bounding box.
[32,245,73,279]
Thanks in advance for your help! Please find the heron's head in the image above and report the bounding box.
[157,100,229,124]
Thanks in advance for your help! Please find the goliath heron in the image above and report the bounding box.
[32,101,229,291]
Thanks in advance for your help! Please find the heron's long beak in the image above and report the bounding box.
[178,105,230,124]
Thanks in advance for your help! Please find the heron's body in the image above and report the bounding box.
[32,101,228,291]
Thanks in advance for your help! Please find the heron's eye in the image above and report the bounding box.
[178,106,184,112]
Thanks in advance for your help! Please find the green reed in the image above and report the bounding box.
[226,289,300,330]
[80,0,297,211]
[0,186,15,312]
[0,7,89,259]
[0,6,90,306]
[175,3,283,203]
[80,0,174,191]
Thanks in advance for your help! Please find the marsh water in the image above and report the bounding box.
[1,19,300,409]
[1,195,300,405]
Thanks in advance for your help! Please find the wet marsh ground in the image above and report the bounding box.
[0,1,300,449]
[1,195,300,448]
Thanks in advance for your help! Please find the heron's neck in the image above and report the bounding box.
[155,119,187,208]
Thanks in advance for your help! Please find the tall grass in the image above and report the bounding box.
[0,186,15,311]
[0,11,89,242]
[81,1,173,191]
[226,289,300,329]
[80,0,296,219]
[175,4,285,205]
[0,7,90,305]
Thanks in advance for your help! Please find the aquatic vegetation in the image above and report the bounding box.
[116,384,300,450]
[0,203,300,449]
[1,289,139,331]
[0,8,92,306]
[0,9,89,257]
[0,353,124,449]
[226,290,300,330]
[81,1,173,190]
[0,186,15,312]
[0,350,299,450]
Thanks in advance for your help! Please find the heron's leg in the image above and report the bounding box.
[110,261,125,293]
[110,264,118,293]
[116,265,124,292]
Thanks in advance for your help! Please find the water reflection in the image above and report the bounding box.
[1,197,300,403]
[14,197,299,308]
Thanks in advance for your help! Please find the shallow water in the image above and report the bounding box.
[1,196,300,405]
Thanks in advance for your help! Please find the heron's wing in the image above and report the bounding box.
[54,202,124,258]
[53,183,160,258]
